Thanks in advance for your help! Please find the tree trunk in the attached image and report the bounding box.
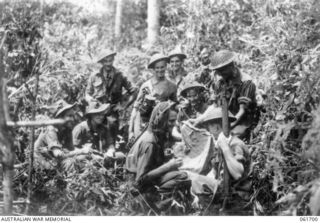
[115,0,123,40]
[25,69,40,215]
[0,43,14,215]
[147,0,160,46]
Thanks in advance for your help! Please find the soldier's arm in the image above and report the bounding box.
[122,75,138,109]
[44,127,64,157]
[137,143,182,187]
[217,133,244,180]
[231,104,246,127]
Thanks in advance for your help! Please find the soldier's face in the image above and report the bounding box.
[170,56,182,71]
[91,113,105,125]
[216,63,234,79]
[154,60,167,79]
[100,56,114,69]
[206,121,222,140]
[62,109,76,129]
[186,89,198,106]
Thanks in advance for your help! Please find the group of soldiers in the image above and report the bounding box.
[34,47,261,212]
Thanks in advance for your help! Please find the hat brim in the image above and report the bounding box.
[55,103,77,118]
[97,52,117,63]
[209,57,234,70]
[148,57,169,69]
[168,53,187,60]
[180,85,206,97]
[202,113,237,124]
[86,104,111,116]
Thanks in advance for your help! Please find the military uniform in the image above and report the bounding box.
[213,71,257,140]
[72,120,114,153]
[86,66,136,141]
[34,126,73,169]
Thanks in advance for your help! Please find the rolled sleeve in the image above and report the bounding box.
[238,80,256,106]
[72,124,84,148]
[122,75,136,95]
[45,127,62,151]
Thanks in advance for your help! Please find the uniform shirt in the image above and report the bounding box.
[134,77,177,108]
[213,70,256,126]
[86,66,136,105]
[72,120,114,153]
[35,126,73,152]
[34,125,73,169]
[125,131,164,188]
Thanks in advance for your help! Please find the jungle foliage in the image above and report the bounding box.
[1,0,320,216]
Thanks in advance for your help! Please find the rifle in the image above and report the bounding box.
[220,84,231,214]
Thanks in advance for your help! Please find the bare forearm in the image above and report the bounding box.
[143,162,173,182]
[234,104,246,122]
[220,144,244,180]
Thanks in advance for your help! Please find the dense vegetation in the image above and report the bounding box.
[1,0,320,216]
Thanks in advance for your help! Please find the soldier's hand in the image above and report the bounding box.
[52,149,64,158]
[104,148,115,158]
[230,121,237,128]
[217,132,231,150]
[167,157,183,170]
[81,146,93,154]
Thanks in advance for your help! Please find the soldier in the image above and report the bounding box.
[72,101,120,161]
[126,101,191,211]
[34,100,90,169]
[209,50,257,141]
[167,49,188,94]
[182,107,251,197]
[86,49,137,142]
[128,95,156,139]
[129,53,177,139]
[177,82,208,123]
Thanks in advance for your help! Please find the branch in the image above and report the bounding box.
[6,119,66,128]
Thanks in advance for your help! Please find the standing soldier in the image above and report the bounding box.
[129,53,177,139]
[209,50,257,141]
[86,49,137,142]
[167,49,188,95]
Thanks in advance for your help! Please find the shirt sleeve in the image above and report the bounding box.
[122,74,136,95]
[238,80,256,106]
[135,142,157,186]
[230,139,248,165]
[72,124,84,148]
[45,127,62,151]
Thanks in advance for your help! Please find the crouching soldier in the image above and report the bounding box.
[125,101,191,213]
[34,100,90,170]
[172,82,208,141]
[86,49,137,143]
[72,101,125,165]
[193,107,251,204]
